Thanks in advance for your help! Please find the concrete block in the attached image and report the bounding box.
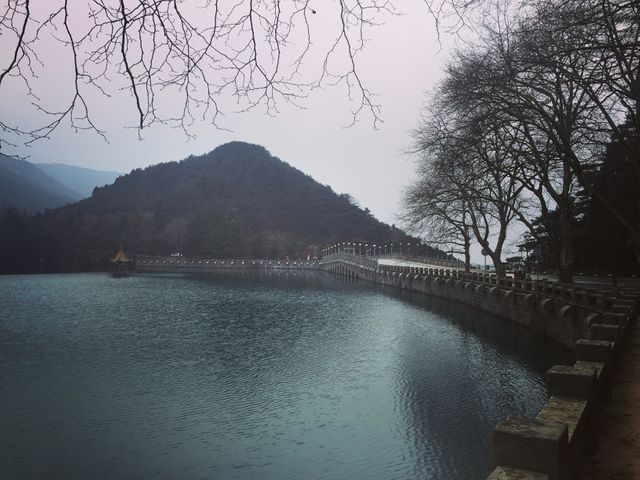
[618,293,639,303]
[536,396,589,447]
[585,313,601,327]
[612,297,636,308]
[590,323,622,343]
[573,360,606,384]
[492,416,568,480]
[524,293,536,308]
[575,339,612,363]
[610,304,633,315]
[601,312,630,329]
[487,465,550,480]
[540,297,554,314]
[558,305,574,321]
[574,360,610,404]
[546,364,597,400]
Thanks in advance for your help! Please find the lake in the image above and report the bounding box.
[0,271,571,479]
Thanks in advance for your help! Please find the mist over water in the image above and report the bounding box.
[0,272,571,479]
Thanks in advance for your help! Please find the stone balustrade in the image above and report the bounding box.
[319,252,639,480]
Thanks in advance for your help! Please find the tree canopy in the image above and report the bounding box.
[404,0,640,279]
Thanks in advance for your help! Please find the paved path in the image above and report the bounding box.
[578,320,640,479]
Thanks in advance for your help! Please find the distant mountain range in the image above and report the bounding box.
[35,163,121,198]
[0,154,79,214]
[0,142,425,272]
[0,154,121,214]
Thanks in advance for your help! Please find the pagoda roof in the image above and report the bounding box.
[111,246,130,263]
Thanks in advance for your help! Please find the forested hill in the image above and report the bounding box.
[0,154,79,213]
[1,142,421,272]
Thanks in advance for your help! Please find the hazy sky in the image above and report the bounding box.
[3,2,514,260]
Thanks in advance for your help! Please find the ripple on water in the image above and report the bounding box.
[0,272,570,480]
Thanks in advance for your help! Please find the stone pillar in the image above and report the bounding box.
[575,339,613,363]
[546,365,597,401]
[492,417,569,480]
[590,324,622,344]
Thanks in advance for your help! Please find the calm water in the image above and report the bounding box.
[0,272,571,480]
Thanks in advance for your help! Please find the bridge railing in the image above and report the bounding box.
[322,251,464,269]
[377,253,465,268]
[136,255,320,268]
[320,252,378,270]
[324,254,640,314]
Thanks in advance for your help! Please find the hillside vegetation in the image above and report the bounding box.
[1,142,421,272]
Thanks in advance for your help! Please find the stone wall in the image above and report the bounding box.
[319,254,614,348]
[319,253,640,480]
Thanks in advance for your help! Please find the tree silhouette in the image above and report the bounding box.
[0,0,402,150]
[0,0,496,152]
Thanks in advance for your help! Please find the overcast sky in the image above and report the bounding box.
[2,2,513,262]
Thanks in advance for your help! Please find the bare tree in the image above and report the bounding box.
[408,93,527,277]
[1,0,401,152]
[0,0,539,153]
[438,3,613,281]
[522,0,640,264]
[403,158,473,271]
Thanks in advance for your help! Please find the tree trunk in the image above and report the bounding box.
[464,237,471,272]
[492,255,506,279]
[558,202,574,283]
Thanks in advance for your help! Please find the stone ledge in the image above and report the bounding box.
[575,339,612,363]
[546,364,597,400]
[590,323,622,343]
[492,416,568,480]
[536,396,590,449]
[488,465,550,480]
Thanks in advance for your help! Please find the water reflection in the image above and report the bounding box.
[0,271,572,480]
[385,287,573,479]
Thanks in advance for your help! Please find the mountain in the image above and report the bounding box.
[35,163,121,198]
[0,142,425,272]
[0,154,79,214]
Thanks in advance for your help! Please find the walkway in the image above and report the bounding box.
[579,319,640,479]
